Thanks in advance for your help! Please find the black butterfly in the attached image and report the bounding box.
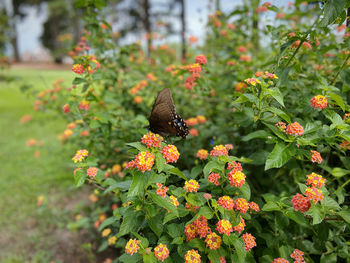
[149,88,189,138]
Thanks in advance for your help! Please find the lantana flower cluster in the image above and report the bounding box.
[185,115,206,137]
[291,172,326,213]
[273,248,305,263]
[126,132,180,173]
[184,55,207,90]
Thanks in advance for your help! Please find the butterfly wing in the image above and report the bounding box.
[149,88,188,138]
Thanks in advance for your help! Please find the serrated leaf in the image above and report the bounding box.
[318,0,347,27]
[168,167,187,180]
[98,216,116,231]
[126,142,148,152]
[329,93,345,111]
[265,142,295,170]
[309,205,325,225]
[128,172,147,198]
[197,206,214,219]
[118,208,139,237]
[74,169,86,187]
[266,88,285,107]
[148,215,164,237]
[149,192,178,217]
[242,130,271,141]
[203,161,220,178]
[155,152,166,173]
[284,209,309,227]
[262,201,280,211]
[337,210,350,223]
[322,196,341,210]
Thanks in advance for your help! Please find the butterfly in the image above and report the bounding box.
[149,88,189,138]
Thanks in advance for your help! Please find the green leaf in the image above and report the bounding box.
[239,183,251,200]
[132,232,149,248]
[262,201,280,211]
[128,172,147,198]
[203,161,220,178]
[266,88,285,107]
[318,0,347,27]
[104,180,132,193]
[155,152,166,173]
[322,196,341,210]
[265,142,295,170]
[328,93,345,111]
[126,142,148,152]
[309,205,325,225]
[72,77,87,85]
[149,192,178,217]
[74,169,86,187]
[284,210,309,227]
[242,130,271,141]
[186,193,203,206]
[264,107,291,123]
[98,216,117,232]
[167,223,184,238]
[197,206,214,219]
[337,210,350,223]
[223,235,246,263]
[143,253,158,263]
[168,167,187,180]
[118,208,139,237]
[119,253,142,263]
[148,215,164,237]
[331,167,350,178]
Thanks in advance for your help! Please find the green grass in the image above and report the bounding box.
[0,68,87,262]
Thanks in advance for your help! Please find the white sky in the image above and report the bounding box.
[9,0,291,56]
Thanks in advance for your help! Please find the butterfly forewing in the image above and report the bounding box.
[149,88,188,138]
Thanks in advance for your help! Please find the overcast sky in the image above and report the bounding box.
[9,0,290,56]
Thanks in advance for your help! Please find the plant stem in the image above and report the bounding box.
[331,53,350,85]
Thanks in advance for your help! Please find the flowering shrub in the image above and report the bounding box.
[28,0,350,261]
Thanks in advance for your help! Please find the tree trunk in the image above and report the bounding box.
[142,0,151,58]
[251,0,259,52]
[180,0,186,60]
[7,0,20,61]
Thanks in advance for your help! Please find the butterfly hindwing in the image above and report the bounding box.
[149,88,188,138]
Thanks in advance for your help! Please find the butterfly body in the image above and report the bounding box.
[149,88,189,138]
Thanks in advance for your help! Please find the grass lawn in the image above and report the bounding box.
[0,67,92,262]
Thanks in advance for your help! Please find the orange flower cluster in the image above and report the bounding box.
[141,132,163,148]
[227,161,242,171]
[227,170,246,188]
[79,100,90,111]
[291,193,311,213]
[285,122,304,136]
[275,121,286,131]
[184,249,201,263]
[205,232,222,250]
[272,258,289,263]
[195,55,207,65]
[249,201,260,212]
[184,216,210,241]
[125,239,140,255]
[154,244,169,262]
[185,202,200,212]
[87,167,98,179]
[161,145,180,163]
[306,172,325,188]
[72,64,85,74]
[210,145,228,157]
[305,187,324,204]
[196,149,208,160]
[156,183,169,198]
[216,219,233,236]
[242,233,256,251]
[208,172,220,186]
[340,140,350,150]
[129,79,148,95]
[21,114,33,124]
[233,216,245,234]
[184,179,200,192]
[290,249,305,262]
[311,150,322,164]
[235,82,247,93]
[72,149,88,163]
[310,95,328,109]
[169,195,179,207]
[217,196,234,209]
[244,78,260,86]
[233,198,249,213]
[134,151,155,173]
